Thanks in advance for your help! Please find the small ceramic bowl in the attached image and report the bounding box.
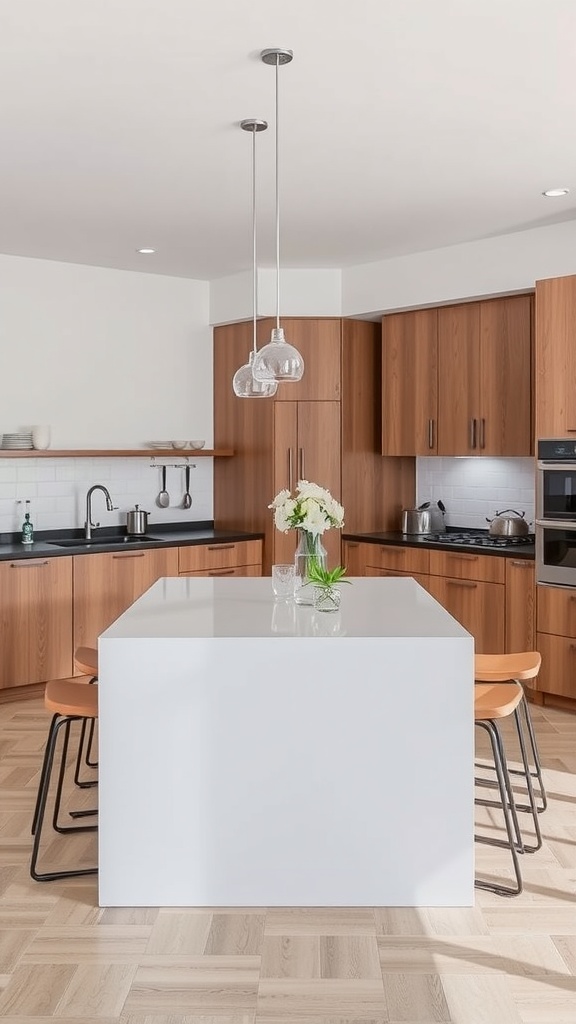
[171,440,187,449]
[189,440,205,449]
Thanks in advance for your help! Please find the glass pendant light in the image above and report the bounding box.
[252,48,304,384]
[232,119,278,398]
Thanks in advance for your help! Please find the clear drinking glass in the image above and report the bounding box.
[272,563,295,599]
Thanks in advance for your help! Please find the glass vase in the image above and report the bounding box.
[293,529,327,605]
[313,585,341,613]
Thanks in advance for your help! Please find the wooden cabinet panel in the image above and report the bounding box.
[506,559,535,652]
[258,318,342,402]
[341,540,368,576]
[73,547,179,649]
[480,296,532,456]
[0,556,73,688]
[537,584,576,638]
[382,309,438,455]
[364,544,430,575]
[180,565,261,578]
[427,574,505,654]
[437,302,480,455]
[535,274,576,438]
[536,631,576,697]
[178,540,263,573]
[429,549,505,584]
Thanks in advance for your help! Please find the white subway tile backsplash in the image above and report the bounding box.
[416,456,535,531]
[0,456,214,535]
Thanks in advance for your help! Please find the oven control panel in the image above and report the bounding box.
[538,439,576,460]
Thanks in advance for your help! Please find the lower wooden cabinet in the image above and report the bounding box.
[537,584,576,699]
[0,556,73,690]
[73,547,179,651]
[506,559,535,653]
[178,539,262,574]
[426,575,505,654]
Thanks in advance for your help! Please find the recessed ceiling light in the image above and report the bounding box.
[542,188,570,197]
[137,247,156,254]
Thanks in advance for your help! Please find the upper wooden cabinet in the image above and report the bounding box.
[382,295,533,457]
[382,308,438,455]
[258,317,341,401]
[535,273,576,438]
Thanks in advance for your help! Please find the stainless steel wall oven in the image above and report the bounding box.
[536,439,576,585]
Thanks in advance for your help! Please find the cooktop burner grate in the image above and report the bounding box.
[425,531,535,548]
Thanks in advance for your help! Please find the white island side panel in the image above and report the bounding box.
[98,577,474,907]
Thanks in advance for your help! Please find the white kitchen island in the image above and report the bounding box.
[98,576,474,907]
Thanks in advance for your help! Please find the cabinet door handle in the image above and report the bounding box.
[447,579,477,589]
[10,559,49,568]
[208,544,235,551]
[480,418,486,450]
[299,447,304,480]
[112,552,145,559]
[570,643,576,653]
[383,547,406,555]
[208,568,235,576]
[511,560,532,568]
[446,553,478,561]
[346,542,359,549]
[288,448,293,491]
[469,418,477,449]
[428,419,435,449]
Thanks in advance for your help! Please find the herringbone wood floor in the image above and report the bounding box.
[0,695,575,1023]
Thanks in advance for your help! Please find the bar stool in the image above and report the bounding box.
[475,652,547,813]
[74,646,99,778]
[474,681,541,896]
[31,678,99,882]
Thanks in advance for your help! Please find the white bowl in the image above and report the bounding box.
[171,440,187,449]
[189,440,205,449]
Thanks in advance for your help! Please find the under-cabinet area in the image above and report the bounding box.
[0,536,263,696]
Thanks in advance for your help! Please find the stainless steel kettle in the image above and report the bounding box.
[126,504,150,535]
[486,509,529,538]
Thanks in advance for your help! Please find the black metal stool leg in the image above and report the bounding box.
[474,720,523,897]
[30,714,98,882]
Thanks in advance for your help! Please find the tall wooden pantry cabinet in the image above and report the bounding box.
[214,317,414,574]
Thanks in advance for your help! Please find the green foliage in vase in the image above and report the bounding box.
[306,563,351,589]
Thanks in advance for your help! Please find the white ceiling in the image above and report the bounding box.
[0,0,575,281]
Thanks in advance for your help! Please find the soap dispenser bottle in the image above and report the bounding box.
[21,500,34,545]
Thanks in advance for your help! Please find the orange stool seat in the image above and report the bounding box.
[475,652,541,682]
[474,682,523,721]
[74,646,99,677]
[45,677,98,717]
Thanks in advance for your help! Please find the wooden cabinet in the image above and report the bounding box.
[535,273,576,438]
[178,539,263,576]
[537,584,576,699]
[427,549,506,654]
[381,308,438,455]
[0,556,73,690]
[382,295,532,457]
[214,318,415,574]
[73,547,179,650]
[272,401,341,568]
[506,559,535,653]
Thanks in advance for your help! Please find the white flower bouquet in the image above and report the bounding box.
[269,480,345,535]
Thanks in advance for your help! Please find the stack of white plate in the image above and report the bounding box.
[1,431,34,449]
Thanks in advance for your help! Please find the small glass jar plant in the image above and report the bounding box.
[307,563,350,613]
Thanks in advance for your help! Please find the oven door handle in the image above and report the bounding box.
[537,461,576,470]
[535,519,576,530]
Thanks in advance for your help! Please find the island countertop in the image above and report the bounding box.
[98,576,474,908]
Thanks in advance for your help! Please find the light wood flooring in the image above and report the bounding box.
[0,695,576,1024]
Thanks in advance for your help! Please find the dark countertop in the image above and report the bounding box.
[0,522,264,562]
[343,530,535,560]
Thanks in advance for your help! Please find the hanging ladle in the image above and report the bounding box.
[181,464,192,509]
[156,465,170,508]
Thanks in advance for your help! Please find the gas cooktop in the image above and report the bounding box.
[424,531,535,549]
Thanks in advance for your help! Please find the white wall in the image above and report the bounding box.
[210,267,342,325]
[341,219,576,317]
[0,254,213,534]
[416,457,535,531]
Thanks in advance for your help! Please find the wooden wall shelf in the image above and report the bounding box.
[0,449,234,459]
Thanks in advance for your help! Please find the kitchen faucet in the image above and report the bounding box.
[85,484,117,540]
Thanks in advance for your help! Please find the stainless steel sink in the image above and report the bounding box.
[46,535,166,548]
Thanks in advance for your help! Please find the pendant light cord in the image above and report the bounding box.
[275,55,280,332]
[252,125,258,355]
